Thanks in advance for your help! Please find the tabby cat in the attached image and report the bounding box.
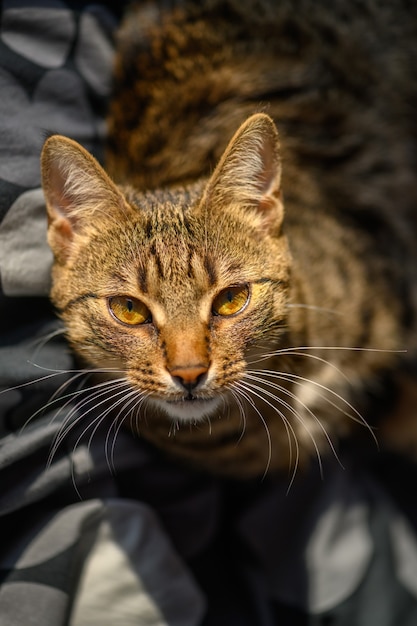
[41,0,417,478]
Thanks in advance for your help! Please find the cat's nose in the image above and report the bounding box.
[170,365,208,393]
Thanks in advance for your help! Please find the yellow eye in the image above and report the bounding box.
[108,296,151,325]
[212,284,250,317]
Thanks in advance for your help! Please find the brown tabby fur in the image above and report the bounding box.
[41,0,417,478]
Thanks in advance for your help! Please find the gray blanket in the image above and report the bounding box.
[1,2,417,624]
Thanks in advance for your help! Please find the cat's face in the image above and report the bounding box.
[41,114,291,426]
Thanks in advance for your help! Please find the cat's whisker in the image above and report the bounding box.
[231,381,274,481]
[245,346,386,448]
[203,414,213,436]
[17,374,89,434]
[168,419,180,437]
[237,377,317,487]
[286,303,341,316]
[22,371,98,429]
[3,363,124,403]
[246,345,406,370]
[0,368,73,397]
[254,368,378,446]
[29,327,68,359]
[20,374,127,434]
[132,393,152,437]
[25,361,124,375]
[240,375,309,472]
[226,386,247,444]
[104,388,148,473]
[53,381,139,495]
[249,349,353,385]
[66,398,123,499]
[258,345,406,359]
[242,373,337,478]
[84,387,138,466]
[47,379,131,468]
[256,368,354,419]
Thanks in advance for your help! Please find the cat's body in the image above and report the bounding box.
[41,0,417,478]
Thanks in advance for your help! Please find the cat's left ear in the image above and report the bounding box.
[202,113,283,232]
[41,135,127,262]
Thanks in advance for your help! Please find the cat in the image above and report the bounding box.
[41,0,417,479]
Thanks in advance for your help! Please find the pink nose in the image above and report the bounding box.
[169,365,209,393]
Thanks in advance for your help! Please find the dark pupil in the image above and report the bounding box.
[226,290,233,302]
[127,299,134,312]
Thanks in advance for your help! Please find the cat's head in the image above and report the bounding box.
[41,113,291,425]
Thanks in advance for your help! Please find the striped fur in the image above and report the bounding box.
[41,0,417,477]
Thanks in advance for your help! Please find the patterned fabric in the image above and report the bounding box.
[0,2,204,624]
[0,0,117,296]
[1,2,417,625]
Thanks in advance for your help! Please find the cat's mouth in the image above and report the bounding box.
[151,396,221,422]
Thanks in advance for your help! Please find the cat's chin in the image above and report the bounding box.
[150,397,222,422]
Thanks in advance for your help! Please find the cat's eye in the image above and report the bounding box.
[212,284,250,317]
[108,296,151,326]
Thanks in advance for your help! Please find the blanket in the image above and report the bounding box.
[1,2,417,624]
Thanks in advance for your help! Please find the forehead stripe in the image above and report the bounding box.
[203,254,217,286]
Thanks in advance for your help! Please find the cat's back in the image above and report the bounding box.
[107,0,417,209]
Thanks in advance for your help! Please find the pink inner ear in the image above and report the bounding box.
[48,164,74,218]
[58,213,73,235]
[54,215,74,244]
[45,157,83,239]
[258,194,278,213]
[46,211,75,263]
[256,129,281,197]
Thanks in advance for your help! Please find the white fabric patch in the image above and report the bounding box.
[306,502,372,613]
[0,67,96,187]
[69,500,206,626]
[2,500,101,569]
[1,5,75,69]
[390,512,417,599]
[0,188,52,296]
[75,10,114,96]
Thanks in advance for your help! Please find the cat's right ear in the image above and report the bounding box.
[202,113,284,234]
[41,135,126,262]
